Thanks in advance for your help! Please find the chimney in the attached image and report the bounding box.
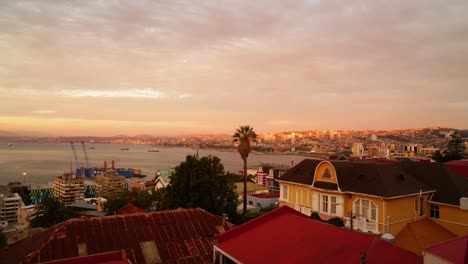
[381,215,395,244]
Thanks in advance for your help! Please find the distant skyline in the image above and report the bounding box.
[1,1,468,136]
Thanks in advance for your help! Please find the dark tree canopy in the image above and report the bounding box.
[30,197,73,228]
[163,155,239,216]
[104,188,154,214]
[432,132,466,162]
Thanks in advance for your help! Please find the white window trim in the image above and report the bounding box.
[353,199,378,222]
[280,185,289,201]
[318,193,342,217]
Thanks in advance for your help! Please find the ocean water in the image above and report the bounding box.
[0,143,307,185]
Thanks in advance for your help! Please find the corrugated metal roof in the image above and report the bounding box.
[0,208,232,264]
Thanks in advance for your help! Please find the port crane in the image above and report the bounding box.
[69,141,81,175]
[81,141,90,169]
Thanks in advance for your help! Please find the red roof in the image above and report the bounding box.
[0,208,232,264]
[216,206,421,264]
[425,235,468,264]
[444,160,468,178]
[248,193,280,199]
[117,203,144,215]
[43,251,128,264]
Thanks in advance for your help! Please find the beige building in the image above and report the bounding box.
[351,143,364,158]
[96,171,126,198]
[53,173,85,205]
[0,193,23,226]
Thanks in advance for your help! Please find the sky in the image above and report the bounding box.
[0,0,467,136]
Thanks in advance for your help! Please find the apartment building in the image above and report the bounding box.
[53,173,85,205]
[0,193,23,225]
[95,171,126,198]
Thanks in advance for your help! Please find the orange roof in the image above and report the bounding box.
[117,203,144,215]
[395,218,456,255]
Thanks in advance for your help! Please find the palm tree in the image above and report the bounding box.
[233,125,257,215]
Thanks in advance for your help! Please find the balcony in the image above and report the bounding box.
[344,217,379,234]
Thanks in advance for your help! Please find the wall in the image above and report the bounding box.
[430,203,468,236]
[384,194,430,236]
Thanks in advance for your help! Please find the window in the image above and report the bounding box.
[354,199,377,222]
[281,185,288,201]
[430,204,440,219]
[414,198,418,211]
[322,195,329,213]
[419,198,425,216]
[331,196,337,214]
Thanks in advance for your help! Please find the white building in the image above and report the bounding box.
[352,143,364,158]
[0,193,24,226]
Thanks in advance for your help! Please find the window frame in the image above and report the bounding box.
[281,185,289,201]
[429,204,440,219]
[353,199,378,222]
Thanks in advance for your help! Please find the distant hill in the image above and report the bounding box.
[459,130,468,137]
[0,130,17,137]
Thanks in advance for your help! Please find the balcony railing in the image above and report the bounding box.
[344,217,379,234]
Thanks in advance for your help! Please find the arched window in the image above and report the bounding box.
[353,199,377,222]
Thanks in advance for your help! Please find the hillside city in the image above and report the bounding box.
[3,127,468,160]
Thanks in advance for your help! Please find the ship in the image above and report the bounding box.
[148,149,159,152]
[7,143,13,146]
[120,148,129,150]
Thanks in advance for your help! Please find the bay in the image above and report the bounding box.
[0,143,307,185]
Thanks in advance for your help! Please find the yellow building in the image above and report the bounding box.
[95,171,126,198]
[278,159,468,236]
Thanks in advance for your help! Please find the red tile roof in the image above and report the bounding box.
[216,206,421,264]
[425,235,468,264]
[0,208,232,264]
[43,251,128,264]
[117,203,144,215]
[444,160,468,178]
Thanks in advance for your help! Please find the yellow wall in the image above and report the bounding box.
[314,162,338,184]
[384,194,431,235]
[430,203,468,236]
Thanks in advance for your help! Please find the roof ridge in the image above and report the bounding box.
[216,206,305,243]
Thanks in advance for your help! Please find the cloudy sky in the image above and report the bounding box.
[0,0,467,136]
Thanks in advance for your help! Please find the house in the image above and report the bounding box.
[154,168,175,189]
[0,208,232,264]
[423,235,468,264]
[395,218,456,255]
[214,206,421,264]
[250,164,290,190]
[246,193,279,209]
[278,159,468,236]
[117,203,144,215]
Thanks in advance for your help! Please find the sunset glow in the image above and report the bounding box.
[1,0,467,136]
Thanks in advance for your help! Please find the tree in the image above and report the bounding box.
[30,197,73,228]
[163,155,239,216]
[0,229,6,248]
[431,150,445,162]
[432,132,466,162]
[446,132,465,160]
[104,189,154,214]
[233,125,257,215]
